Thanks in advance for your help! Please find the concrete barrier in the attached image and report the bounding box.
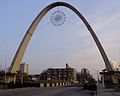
[39,81,72,88]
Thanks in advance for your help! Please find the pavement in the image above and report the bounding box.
[97,84,120,96]
[81,83,120,96]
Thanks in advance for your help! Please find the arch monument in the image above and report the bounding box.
[9,2,118,84]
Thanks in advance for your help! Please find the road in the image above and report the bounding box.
[0,87,88,96]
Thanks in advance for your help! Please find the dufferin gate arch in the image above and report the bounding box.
[9,2,118,83]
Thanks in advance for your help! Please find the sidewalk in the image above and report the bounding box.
[97,84,120,96]
[81,84,120,96]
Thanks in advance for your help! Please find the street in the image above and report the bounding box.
[1,84,120,96]
[0,87,86,96]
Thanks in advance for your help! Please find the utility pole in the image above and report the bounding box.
[97,70,99,82]
[4,45,8,84]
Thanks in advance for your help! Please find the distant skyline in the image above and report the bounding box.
[0,0,120,79]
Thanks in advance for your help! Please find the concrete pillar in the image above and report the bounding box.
[65,82,67,85]
[47,83,50,87]
[21,76,23,84]
[13,75,16,84]
[40,83,44,87]
[56,83,58,86]
[52,83,55,87]
[60,83,62,86]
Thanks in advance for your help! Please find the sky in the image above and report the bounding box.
[0,0,120,79]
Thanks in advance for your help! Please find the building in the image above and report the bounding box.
[100,69,120,88]
[39,64,77,82]
[19,63,29,74]
[0,71,5,84]
[77,68,94,84]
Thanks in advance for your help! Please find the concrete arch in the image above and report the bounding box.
[9,2,113,76]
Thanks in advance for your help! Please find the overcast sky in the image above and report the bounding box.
[0,0,120,79]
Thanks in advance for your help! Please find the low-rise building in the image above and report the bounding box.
[39,64,77,82]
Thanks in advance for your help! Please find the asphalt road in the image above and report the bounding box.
[0,87,86,96]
